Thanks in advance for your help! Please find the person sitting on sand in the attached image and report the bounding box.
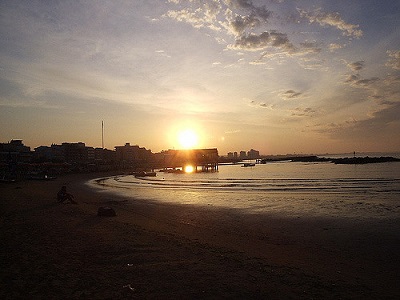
[57,186,77,204]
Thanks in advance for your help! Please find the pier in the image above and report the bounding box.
[159,148,218,172]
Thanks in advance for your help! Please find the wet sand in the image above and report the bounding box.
[1,173,399,299]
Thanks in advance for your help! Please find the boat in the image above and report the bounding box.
[0,175,16,183]
[160,168,184,174]
[29,172,57,180]
[242,163,255,167]
[134,171,157,177]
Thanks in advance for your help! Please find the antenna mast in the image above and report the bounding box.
[102,121,104,149]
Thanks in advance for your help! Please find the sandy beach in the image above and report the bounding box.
[1,173,399,299]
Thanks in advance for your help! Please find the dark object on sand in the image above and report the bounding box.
[97,206,116,217]
[57,186,77,204]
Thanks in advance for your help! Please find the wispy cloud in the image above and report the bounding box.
[386,50,400,70]
[291,107,316,117]
[298,8,363,38]
[328,43,344,52]
[347,61,365,72]
[165,0,365,70]
[279,90,303,100]
[229,31,295,52]
[344,74,380,88]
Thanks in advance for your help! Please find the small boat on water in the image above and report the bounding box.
[1,175,16,183]
[29,172,57,180]
[159,168,184,174]
[242,163,255,167]
[134,171,157,177]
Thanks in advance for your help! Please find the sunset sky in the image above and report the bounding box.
[1,0,399,155]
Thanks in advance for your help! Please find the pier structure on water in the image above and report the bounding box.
[158,148,218,172]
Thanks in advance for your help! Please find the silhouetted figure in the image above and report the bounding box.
[57,186,77,204]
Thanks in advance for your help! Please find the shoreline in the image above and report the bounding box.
[1,172,399,299]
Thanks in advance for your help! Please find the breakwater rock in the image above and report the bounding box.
[330,156,400,164]
[260,155,400,165]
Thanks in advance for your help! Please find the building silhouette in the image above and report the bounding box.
[1,138,221,176]
[225,149,260,160]
[115,143,152,162]
[0,140,32,163]
[247,149,260,159]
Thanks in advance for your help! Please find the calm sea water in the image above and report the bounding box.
[89,157,400,220]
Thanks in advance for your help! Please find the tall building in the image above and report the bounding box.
[247,149,260,159]
[94,147,116,163]
[34,144,65,162]
[36,142,93,163]
[115,143,152,163]
[62,142,87,163]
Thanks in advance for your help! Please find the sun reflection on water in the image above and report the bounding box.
[184,165,195,173]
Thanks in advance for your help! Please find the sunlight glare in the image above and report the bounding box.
[184,165,195,173]
[178,129,198,149]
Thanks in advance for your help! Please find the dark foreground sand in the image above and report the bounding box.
[1,173,399,299]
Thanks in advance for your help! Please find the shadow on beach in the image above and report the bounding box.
[1,173,399,299]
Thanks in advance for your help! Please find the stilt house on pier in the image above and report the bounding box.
[158,148,218,172]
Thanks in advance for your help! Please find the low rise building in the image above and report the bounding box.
[0,140,32,163]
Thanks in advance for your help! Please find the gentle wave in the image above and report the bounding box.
[90,163,400,218]
[112,176,400,193]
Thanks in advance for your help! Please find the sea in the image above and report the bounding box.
[88,152,400,220]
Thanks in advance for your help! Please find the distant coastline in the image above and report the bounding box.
[259,155,400,165]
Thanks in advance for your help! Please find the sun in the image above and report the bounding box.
[177,129,199,149]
